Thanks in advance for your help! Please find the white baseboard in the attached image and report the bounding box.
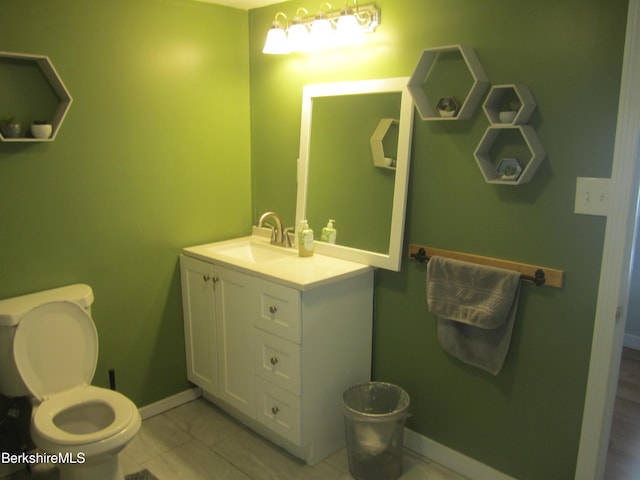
[138,387,201,420]
[623,332,640,350]
[404,428,516,480]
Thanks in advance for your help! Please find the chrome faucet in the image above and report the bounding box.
[258,211,291,247]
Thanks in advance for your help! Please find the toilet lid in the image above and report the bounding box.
[13,301,98,401]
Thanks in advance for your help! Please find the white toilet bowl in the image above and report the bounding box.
[31,386,141,480]
[0,286,141,480]
[32,385,141,454]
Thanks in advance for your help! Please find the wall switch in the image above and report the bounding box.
[575,177,611,216]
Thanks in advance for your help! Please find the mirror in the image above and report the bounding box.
[295,78,414,271]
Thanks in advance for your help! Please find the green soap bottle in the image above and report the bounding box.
[298,220,314,257]
[320,219,337,244]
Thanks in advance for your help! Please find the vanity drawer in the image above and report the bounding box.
[254,280,301,343]
[254,329,301,395]
[255,377,301,445]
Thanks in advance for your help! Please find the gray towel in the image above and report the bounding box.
[426,255,521,375]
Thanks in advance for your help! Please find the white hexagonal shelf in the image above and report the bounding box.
[473,125,545,185]
[407,45,489,121]
[482,84,536,125]
[0,51,72,142]
[370,118,398,169]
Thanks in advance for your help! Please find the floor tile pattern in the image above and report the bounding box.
[5,398,466,480]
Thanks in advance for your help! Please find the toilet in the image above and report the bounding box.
[0,284,141,480]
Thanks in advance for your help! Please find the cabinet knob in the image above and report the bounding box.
[212,276,219,283]
[203,275,211,282]
[269,305,278,314]
[271,406,279,415]
[270,357,278,365]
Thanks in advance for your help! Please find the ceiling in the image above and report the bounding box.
[194,0,288,9]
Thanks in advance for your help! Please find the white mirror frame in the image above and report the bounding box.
[295,77,414,271]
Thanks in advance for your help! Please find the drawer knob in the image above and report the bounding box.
[269,305,278,314]
[270,357,279,365]
[271,406,279,415]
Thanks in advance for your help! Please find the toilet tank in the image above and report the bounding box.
[0,284,94,397]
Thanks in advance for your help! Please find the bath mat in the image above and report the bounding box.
[125,469,159,480]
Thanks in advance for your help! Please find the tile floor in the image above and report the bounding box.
[7,398,466,480]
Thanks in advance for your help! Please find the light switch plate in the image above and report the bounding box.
[575,177,611,216]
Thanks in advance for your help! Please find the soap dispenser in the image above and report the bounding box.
[298,220,314,257]
[320,219,337,244]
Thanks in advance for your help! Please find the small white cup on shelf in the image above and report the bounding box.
[30,123,53,139]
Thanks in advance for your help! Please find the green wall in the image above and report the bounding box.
[0,0,252,405]
[249,0,628,478]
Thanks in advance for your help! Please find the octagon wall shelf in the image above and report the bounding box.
[482,84,536,125]
[473,125,546,185]
[0,51,72,142]
[407,45,489,121]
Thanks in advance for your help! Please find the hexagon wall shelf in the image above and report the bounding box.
[370,118,399,169]
[407,45,489,121]
[473,125,545,185]
[0,51,72,142]
[482,84,537,125]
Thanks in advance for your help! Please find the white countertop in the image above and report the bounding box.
[182,234,373,290]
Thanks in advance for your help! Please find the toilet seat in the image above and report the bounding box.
[13,300,98,401]
[33,385,137,446]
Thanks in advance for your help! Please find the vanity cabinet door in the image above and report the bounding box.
[214,265,256,418]
[180,255,218,396]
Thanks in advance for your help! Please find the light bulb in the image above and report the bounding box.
[287,20,310,52]
[309,16,333,51]
[336,12,363,45]
[262,23,290,54]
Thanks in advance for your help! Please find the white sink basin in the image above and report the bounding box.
[205,238,296,265]
[182,234,371,290]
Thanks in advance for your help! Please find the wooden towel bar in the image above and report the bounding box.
[408,244,564,288]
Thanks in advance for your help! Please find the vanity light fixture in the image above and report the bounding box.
[262,1,380,54]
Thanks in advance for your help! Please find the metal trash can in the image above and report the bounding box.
[342,382,410,480]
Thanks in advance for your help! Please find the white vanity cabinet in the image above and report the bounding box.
[179,248,374,464]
